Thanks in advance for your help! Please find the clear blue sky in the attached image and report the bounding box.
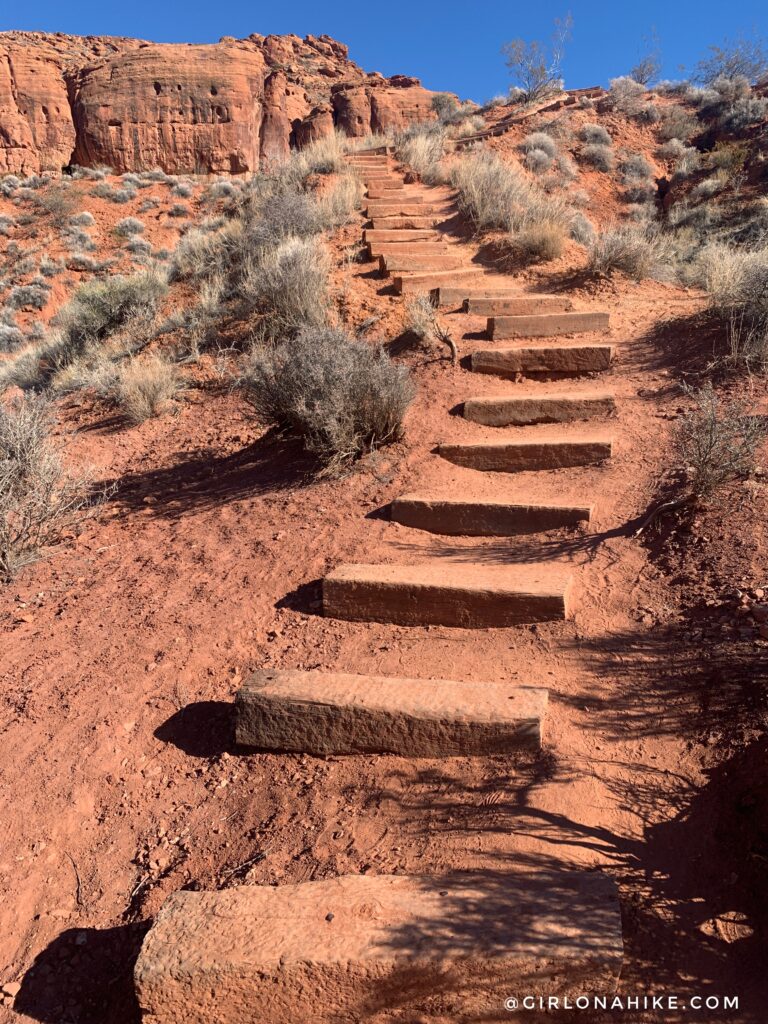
[2,0,766,102]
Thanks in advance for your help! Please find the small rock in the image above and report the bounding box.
[2,982,21,998]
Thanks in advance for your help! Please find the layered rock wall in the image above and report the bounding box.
[0,30,439,174]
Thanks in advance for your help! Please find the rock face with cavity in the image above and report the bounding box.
[0,30,440,175]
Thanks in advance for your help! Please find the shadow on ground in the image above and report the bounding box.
[105,428,318,519]
[15,923,149,1024]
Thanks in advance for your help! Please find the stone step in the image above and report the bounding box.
[394,267,491,294]
[236,669,547,755]
[391,494,593,535]
[489,311,610,340]
[323,562,574,627]
[368,188,424,201]
[431,285,521,307]
[370,241,449,257]
[370,215,440,229]
[362,176,402,186]
[381,252,466,274]
[363,229,441,244]
[366,202,452,217]
[471,345,615,377]
[463,392,616,426]
[134,872,623,1024]
[467,295,574,316]
[438,439,613,472]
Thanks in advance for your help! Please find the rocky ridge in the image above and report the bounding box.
[0,30,437,175]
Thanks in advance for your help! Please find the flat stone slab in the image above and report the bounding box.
[431,285,521,306]
[363,178,403,187]
[370,215,439,229]
[381,253,466,274]
[463,392,616,426]
[391,494,593,535]
[324,562,574,627]
[369,189,424,201]
[467,296,574,316]
[471,345,615,377]
[438,439,613,472]
[135,872,623,1024]
[394,268,489,294]
[370,242,449,259]
[367,203,450,217]
[489,312,610,340]
[364,229,441,243]
[236,669,547,755]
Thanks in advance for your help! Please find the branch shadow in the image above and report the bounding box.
[105,428,318,520]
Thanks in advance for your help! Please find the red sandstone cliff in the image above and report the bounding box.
[0,31,438,175]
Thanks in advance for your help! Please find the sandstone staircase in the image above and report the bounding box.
[134,145,624,1021]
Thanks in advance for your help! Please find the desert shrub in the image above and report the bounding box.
[92,182,136,203]
[718,95,768,132]
[608,75,647,115]
[239,325,415,473]
[657,138,687,160]
[405,293,435,339]
[115,217,145,237]
[697,243,768,320]
[0,320,24,352]
[61,225,96,253]
[171,181,193,198]
[579,123,611,145]
[570,212,596,244]
[0,175,21,197]
[0,215,15,236]
[691,175,726,201]
[115,356,182,423]
[208,180,239,200]
[625,181,657,204]
[621,153,654,182]
[0,396,96,580]
[138,197,161,213]
[503,221,566,262]
[66,254,114,273]
[580,144,614,171]
[35,185,79,225]
[481,94,507,111]
[126,237,152,256]
[449,150,573,247]
[520,132,558,158]
[673,148,701,180]
[242,183,323,245]
[674,385,765,504]
[240,236,331,340]
[524,148,554,174]
[396,126,446,184]
[289,131,349,178]
[431,93,459,122]
[7,284,49,311]
[637,103,662,124]
[588,224,673,280]
[21,176,49,191]
[658,108,698,141]
[70,211,95,227]
[140,168,172,184]
[52,269,168,374]
[555,153,579,180]
[316,174,361,229]
[168,203,189,218]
